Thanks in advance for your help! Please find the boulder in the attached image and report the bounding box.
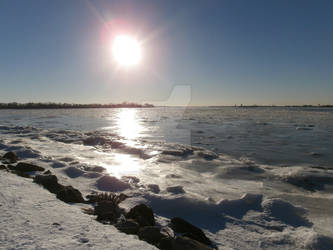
[86,192,128,204]
[171,217,211,246]
[34,174,85,203]
[0,164,7,170]
[138,226,163,244]
[160,226,175,238]
[43,170,52,175]
[197,151,218,161]
[94,201,122,223]
[171,236,214,250]
[56,186,85,203]
[162,149,192,157]
[16,162,45,172]
[83,136,107,146]
[6,165,16,170]
[148,184,160,194]
[33,174,62,194]
[88,166,105,173]
[166,186,185,194]
[126,204,155,226]
[115,219,140,234]
[166,174,182,179]
[3,151,18,163]
[79,237,89,243]
[12,170,31,178]
[159,237,174,250]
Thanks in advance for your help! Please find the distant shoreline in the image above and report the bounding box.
[210,105,333,108]
[0,103,332,109]
[0,103,154,109]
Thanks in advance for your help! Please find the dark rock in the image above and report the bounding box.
[56,186,85,203]
[162,149,193,157]
[148,184,160,194]
[0,164,7,170]
[166,174,182,179]
[160,226,175,238]
[79,237,89,243]
[83,136,107,146]
[6,165,16,170]
[16,162,45,172]
[94,201,122,223]
[197,151,218,161]
[310,152,322,158]
[81,207,94,215]
[12,170,31,178]
[171,217,211,246]
[284,174,333,191]
[3,151,18,163]
[117,145,149,159]
[86,192,128,204]
[296,127,312,131]
[33,174,62,193]
[109,140,124,148]
[58,157,75,162]
[34,174,85,204]
[88,166,105,173]
[43,170,52,175]
[166,186,185,194]
[115,219,140,234]
[126,204,155,227]
[159,237,174,250]
[138,226,163,244]
[118,193,129,202]
[172,236,214,250]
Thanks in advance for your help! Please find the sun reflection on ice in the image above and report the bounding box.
[97,109,148,178]
[116,109,143,141]
[100,153,142,178]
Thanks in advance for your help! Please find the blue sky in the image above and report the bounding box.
[0,0,332,105]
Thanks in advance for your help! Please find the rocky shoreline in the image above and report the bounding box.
[1,151,216,250]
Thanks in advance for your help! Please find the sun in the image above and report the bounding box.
[112,35,142,67]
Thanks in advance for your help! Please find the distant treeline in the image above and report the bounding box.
[0,102,154,109]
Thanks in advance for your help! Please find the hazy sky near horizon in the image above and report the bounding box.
[1,0,333,105]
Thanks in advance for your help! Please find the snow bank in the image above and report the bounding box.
[0,171,156,249]
[262,198,312,227]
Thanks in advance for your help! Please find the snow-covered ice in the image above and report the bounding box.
[1,107,333,249]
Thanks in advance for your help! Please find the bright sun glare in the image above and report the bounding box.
[112,35,142,67]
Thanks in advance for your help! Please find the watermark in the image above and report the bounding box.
[145,85,192,145]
